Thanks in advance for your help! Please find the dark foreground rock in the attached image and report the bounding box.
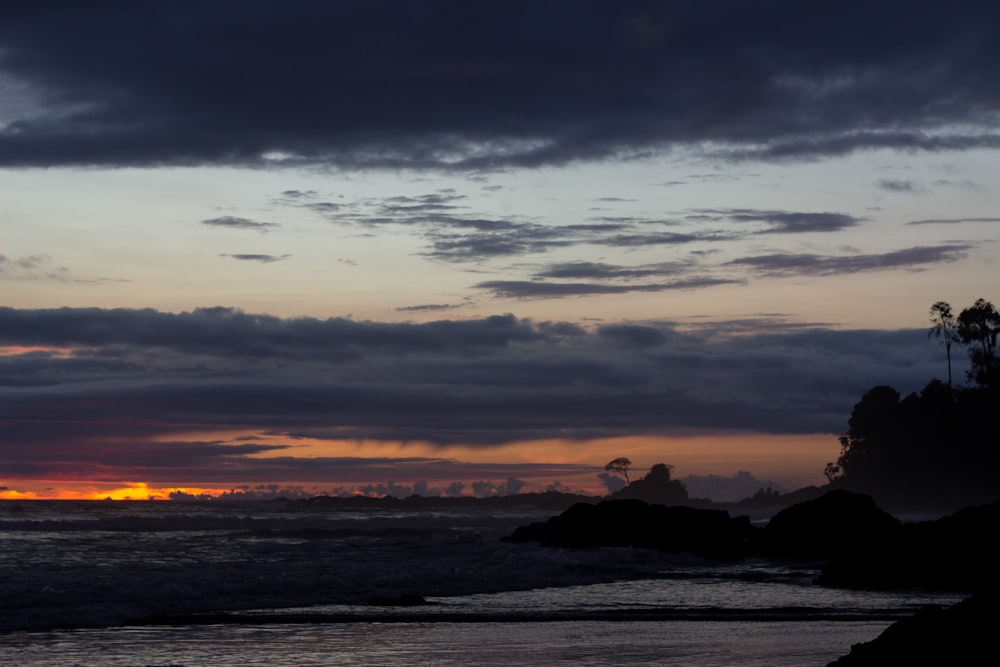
[504,489,999,591]
[502,498,753,559]
[827,590,997,666]
[750,489,901,560]
[818,499,1000,590]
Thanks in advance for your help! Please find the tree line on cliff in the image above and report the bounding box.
[825,298,999,508]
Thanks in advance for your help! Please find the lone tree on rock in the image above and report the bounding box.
[610,463,689,505]
[605,457,632,486]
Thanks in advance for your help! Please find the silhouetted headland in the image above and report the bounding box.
[503,498,752,560]
[826,589,997,666]
[823,298,1000,514]
[498,478,999,663]
[503,485,999,593]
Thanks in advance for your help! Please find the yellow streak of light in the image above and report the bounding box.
[0,489,43,499]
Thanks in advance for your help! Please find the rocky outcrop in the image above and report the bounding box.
[827,590,997,666]
[503,498,754,560]
[818,499,1000,590]
[504,489,1000,592]
[750,489,901,560]
[609,463,689,505]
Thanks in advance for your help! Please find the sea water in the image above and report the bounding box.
[0,500,964,665]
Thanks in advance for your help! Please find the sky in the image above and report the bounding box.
[1,1,998,500]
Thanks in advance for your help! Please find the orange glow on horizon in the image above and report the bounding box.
[0,345,75,358]
[0,483,235,501]
[0,489,43,500]
[0,431,839,500]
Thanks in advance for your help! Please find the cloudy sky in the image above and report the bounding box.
[2,1,997,499]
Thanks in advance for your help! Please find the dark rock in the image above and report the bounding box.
[503,498,753,560]
[751,489,901,560]
[818,499,1000,591]
[827,590,997,666]
[610,463,689,505]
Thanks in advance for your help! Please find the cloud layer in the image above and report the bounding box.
[1,1,998,169]
[272,188,971,299]
[0,306,952,485]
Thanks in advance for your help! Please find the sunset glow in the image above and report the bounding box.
[3,2,996,503]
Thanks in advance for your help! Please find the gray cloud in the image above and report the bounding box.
[724,132,1000,163]
[221,253,291,263]
[693,209,863,233]
[931,179,984,191]
[0,308,940,451]
[602,231,719,247]
[906,217,1000,226]
[534,261,688,281]
[1,2,998,169]
[681,315,836,336]
[474,277,741,298]
[726,244,970,277]
[877,179,924,193]
[202,216,281,232]
[0,254,109,284]
[395,303,465,313]
[287,189,865,265]
[0,306,958,484]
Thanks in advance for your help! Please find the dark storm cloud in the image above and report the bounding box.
[0,306,952,480]
[597,324,667,347]
[727,244,970,277]
[0,439,595,486]
[202,216,281,232]
[724,132,1000,162]
[220,253,290,263]
[1,1,998,169]
[0,307,548,358]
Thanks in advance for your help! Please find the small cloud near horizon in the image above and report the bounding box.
[220,254,291,263]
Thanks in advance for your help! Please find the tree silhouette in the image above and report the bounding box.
[836,385,902,487]
[605,457,632,486]
[830,299,1000,507]
[929,301,960,388]
[957,298,1000,386]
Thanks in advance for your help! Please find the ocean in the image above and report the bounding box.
[0,499,964,666]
